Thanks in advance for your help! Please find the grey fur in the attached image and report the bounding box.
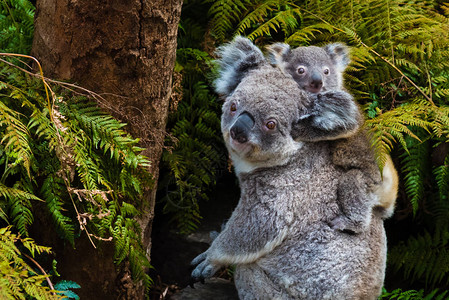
[267,42,349,93]
[267,41,397,222]
[215,36,266,96]
[192,37,387,299]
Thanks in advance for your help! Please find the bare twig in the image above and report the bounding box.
[0,53,54,111]
[23,253,57,295]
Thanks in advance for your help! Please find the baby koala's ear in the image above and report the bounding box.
[214,36,266,96]
[266,43,291,66]
[324,43,350,73]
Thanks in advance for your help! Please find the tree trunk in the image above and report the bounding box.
[31,0,182,298]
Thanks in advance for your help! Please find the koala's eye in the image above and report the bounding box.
[230,103,237,112]
[324,68,330,75]
[297,67,306,75]
[266,120,277,130]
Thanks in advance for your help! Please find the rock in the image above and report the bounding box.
[170,278,239,300]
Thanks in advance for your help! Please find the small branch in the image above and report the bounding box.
[66,188,97,249]
[88,233,113,242]
[23,253,57,295]
[0,56,119,113]
[0,53,53,111]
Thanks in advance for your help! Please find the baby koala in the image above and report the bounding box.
[267,42,398,231]
[267,43,349,93]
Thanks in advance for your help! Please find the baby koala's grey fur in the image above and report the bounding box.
[267,42,349,93]
[191,36,387,299]
[267,42,398,223]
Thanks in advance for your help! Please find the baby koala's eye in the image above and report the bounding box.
[297,67,306,75]
[230,102,237,112]
[323,68,330,75]
[265,120,277,130]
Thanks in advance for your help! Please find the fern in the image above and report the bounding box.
[399,134,431,214]
[160,82,225,234]
[0,56,153,293]
[388,229,449,288]
[236,1,300,40]
[434,153,449,204]
[0,183,39,237]
[0,226,61,300]
[380,288,449,300]
[41,176,76,245]
[205,0,253,42]
[0,0,35,54]
[246,7,301,40]
[157,15,228,234]
[53,280,80,300]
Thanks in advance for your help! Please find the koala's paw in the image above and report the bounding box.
[308,91,361,133]
[329,215,366,234]
[190,252,220,283]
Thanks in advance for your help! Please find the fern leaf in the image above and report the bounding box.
[0,100,33,177]
[41,176,75,245]
[389,229,449,287]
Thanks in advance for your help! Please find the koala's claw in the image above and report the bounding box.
[190,252,219,284]
[329,216,366,234]
[191,252,207,266]
[329,215,348,231]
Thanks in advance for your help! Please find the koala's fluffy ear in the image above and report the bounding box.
[214,36,266,96]
[266,43,291,66]
[324,43,350,73]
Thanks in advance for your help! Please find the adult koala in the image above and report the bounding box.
[191,37,386,299]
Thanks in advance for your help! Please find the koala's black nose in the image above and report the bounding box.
[230,112,255,144]
[310,71,323,91]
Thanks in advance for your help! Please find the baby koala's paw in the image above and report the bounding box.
[329,215,367,234]
[190,251,220,284]
[311,91,361,132]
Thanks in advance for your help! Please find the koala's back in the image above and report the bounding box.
[235,142,386,300]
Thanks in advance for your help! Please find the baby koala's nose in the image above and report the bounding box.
[309,71,323,92]
[230,112,254,143]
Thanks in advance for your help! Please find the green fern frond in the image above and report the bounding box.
[160,78,225,234]
[207,0,253,42]
[389,229,449,288]
[0,183,42,236]
[0,100,33,177]
[400,135,430,214]
[434,153,449,203]
[41,176,75,245]
[0,226,60,300]
[285,23,335,45]
[247,7,301,40]
[381,288,449,300]
[0,0,35,54]
[236,0,285,36]
[54,280,80,300]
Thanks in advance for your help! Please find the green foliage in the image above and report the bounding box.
[399,134,431,215]
[0,0,35,54]
[0,58,153,291]
[54,280,81,300]
[0,226,61,300]
[380,288,449,300]
[388,229,449,288]
[158,16,227,234]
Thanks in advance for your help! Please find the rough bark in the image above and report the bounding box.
[31,0,182,298]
